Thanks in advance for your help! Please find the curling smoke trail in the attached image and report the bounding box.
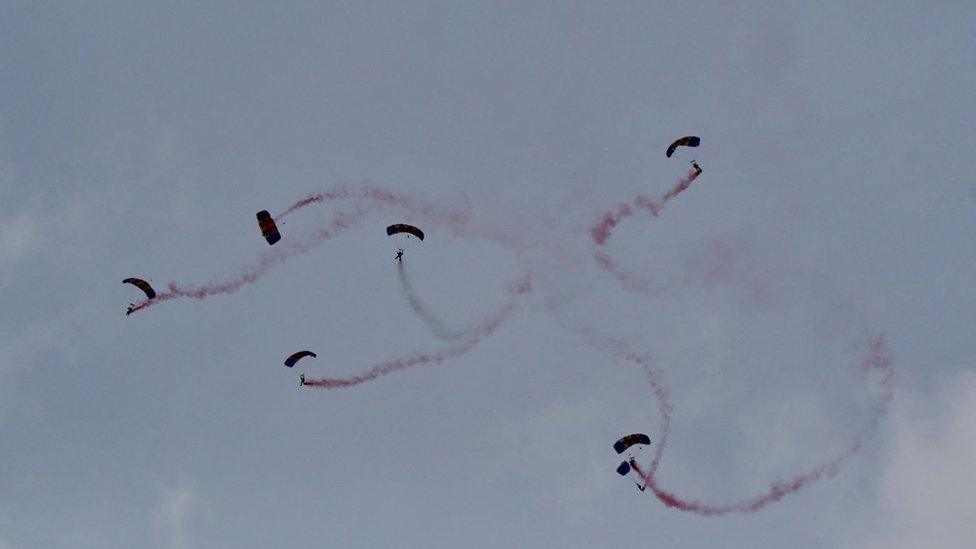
[591,169,701,296]
[291,173,895,514]
[128,185,473,314]
[303,275,531,388]
[124,173,896,517]
[275,188,356,220]
[628,334,894,516]
[127,212,359,314]
[585,168,897,515]
[553,321,674,477]
[590,169,700,246]
[277,185,473,234]
[397,260,467,341]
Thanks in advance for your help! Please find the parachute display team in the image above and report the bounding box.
[122,136,703,493]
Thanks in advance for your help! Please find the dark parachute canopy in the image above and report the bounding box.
[122,278,156,299]
[284,351,316,368]
[665,136,701,158]
[613,433,651,454]
[257,210,281,246]
[386,224,424,241]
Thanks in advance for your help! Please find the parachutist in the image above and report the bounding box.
[614,434,651,486]
[614,433,650,454]
[387,224,425,241]
[125,304,134,316]
[285,351,316,368]
[666,135,701,158]
[299,373,305,386]
[123,278,156,299]
[691,161,702,175]
[395,248,404,261]
[257,210,281,245]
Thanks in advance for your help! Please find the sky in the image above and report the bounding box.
[1,2,975,548]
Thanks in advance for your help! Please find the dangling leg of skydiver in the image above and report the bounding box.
[628,457,647,491]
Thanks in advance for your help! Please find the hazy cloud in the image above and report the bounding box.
[152,480,208,549]
[844,373,976,549]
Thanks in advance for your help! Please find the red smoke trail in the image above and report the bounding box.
[280,185,528,249]
[592,249,673,297]
[276,185,473,236]
[627,355,672,477]
[582,167,898,514]
[303,275,531,388]
[128,185,475,315]
[275,188,356,220]
[546,313,675,477]
[127,212,358,314]
[626,334,894,516]
[124,172,897,518]
[590,169,700,246]
[861,333,897,428]
[590,169,701,295]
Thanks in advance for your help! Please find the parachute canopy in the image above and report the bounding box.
[665,136,700,158]
[616,461,632,476]
[122,278,156,299]
[284,351,316,368]
[257,210,281,246]
[613,433,651,454]
[386,224,424,241]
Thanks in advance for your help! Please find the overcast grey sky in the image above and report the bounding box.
[2,2,974,548]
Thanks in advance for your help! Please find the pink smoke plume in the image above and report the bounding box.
[628,335,894,516]
[303,275,531,388]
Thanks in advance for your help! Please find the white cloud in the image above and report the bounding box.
[152,480,209,549]
[844,373,976,549]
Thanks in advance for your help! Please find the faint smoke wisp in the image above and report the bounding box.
[396,259,468,341]
[303,275,531,388]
